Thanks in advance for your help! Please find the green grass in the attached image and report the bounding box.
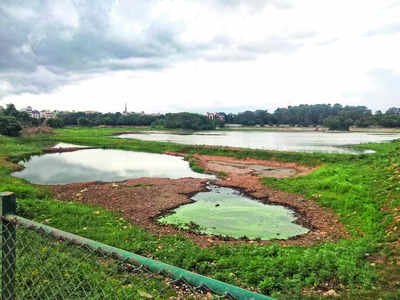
[1,128,400,298]
[13,227,176,299]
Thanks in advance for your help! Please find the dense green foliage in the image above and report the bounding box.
[0,104,33,136]
[58,111,160,127]
[57,111,216,130]
[322,115,351,131]
[45,117,64,128]
[162,112,216,130]
[0,128,399,298]
[0,115,22,136]
[222,104,400,130]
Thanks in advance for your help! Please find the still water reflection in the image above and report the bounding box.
[13,149,215,184]
[118,131,400,154]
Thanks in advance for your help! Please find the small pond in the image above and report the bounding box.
[158,185,309,240]
[118,131,400,154]
[13,148,215,184]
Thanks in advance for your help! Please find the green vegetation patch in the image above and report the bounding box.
[1,128,400,298]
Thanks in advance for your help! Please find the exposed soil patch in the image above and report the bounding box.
[166,152,317,178]
[44,147,98,154]
[47,150,348,247]
[22,126,53,135]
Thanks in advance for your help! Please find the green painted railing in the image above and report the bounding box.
[1,192,274,300]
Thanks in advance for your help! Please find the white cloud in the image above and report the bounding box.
[1,0,400,112]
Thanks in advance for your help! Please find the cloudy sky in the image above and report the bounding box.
[1,0,399,114]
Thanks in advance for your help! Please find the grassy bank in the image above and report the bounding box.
[1,128,399,298]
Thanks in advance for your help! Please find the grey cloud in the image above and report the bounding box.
[0,0,304,99]
[0,0,186,97]
[366,23,400,36]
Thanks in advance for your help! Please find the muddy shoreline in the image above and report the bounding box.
[42,147,348,247]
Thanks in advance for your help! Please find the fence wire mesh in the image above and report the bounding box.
[1,218,221,300]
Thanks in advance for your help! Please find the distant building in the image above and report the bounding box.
[31,110,41,119]
[21,106,46,119]
[84,110,98,114]
[40,110,55,119]
[206,112,225,121]
[123,103,128,115]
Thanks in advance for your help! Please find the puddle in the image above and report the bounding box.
[158,185,309,240]
[12,149,215,184]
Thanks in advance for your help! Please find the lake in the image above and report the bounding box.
[13,148,215,184]
[158,185,309,240]
[118,131,400,154]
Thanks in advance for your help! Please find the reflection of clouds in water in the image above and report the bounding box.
[13,149,214,184]
[52,143,88,148]
[119,131,400,154]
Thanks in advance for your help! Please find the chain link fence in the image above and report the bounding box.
[0,192,273,300]
[1,222,179,299]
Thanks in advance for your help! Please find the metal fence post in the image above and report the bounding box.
[1,192,17,300]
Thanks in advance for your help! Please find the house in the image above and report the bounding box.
[31,110,41,119]
[206,112,225,121]
[40,110,55,119]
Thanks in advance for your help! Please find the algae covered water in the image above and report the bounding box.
[158,185,309,240]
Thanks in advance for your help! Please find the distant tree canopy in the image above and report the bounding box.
[46,118,64,128]
[161,112,216,130]
[57,112,160,127]
[223,104,400,131]
[1,103,400,136]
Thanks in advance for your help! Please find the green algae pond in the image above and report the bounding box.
[158,185,309,240]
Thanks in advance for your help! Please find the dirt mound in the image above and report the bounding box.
[22,126,53,135]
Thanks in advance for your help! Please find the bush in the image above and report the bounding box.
[323,116,351,131]
[46,118,64,128]
[77,117,94,127]
[0,115,22,136]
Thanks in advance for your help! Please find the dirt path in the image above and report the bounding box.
[48,150,348,247]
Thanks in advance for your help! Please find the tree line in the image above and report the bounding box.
[0,104,216,136]
[219,104,400,130]
[1,103,400,137]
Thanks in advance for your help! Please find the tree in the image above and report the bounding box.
[164,113,215,130]
[77,117,94,127]
[323,116,351,131]
[0,116,22,136]
[46,118,64,128]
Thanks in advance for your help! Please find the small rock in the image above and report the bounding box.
[323,289,339,297]
[138,290,153,299]
[80,188,88,193]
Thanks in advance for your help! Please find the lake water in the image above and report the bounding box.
[118,131,400,154]
[158,185,309,240]
[13,148,215,184]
